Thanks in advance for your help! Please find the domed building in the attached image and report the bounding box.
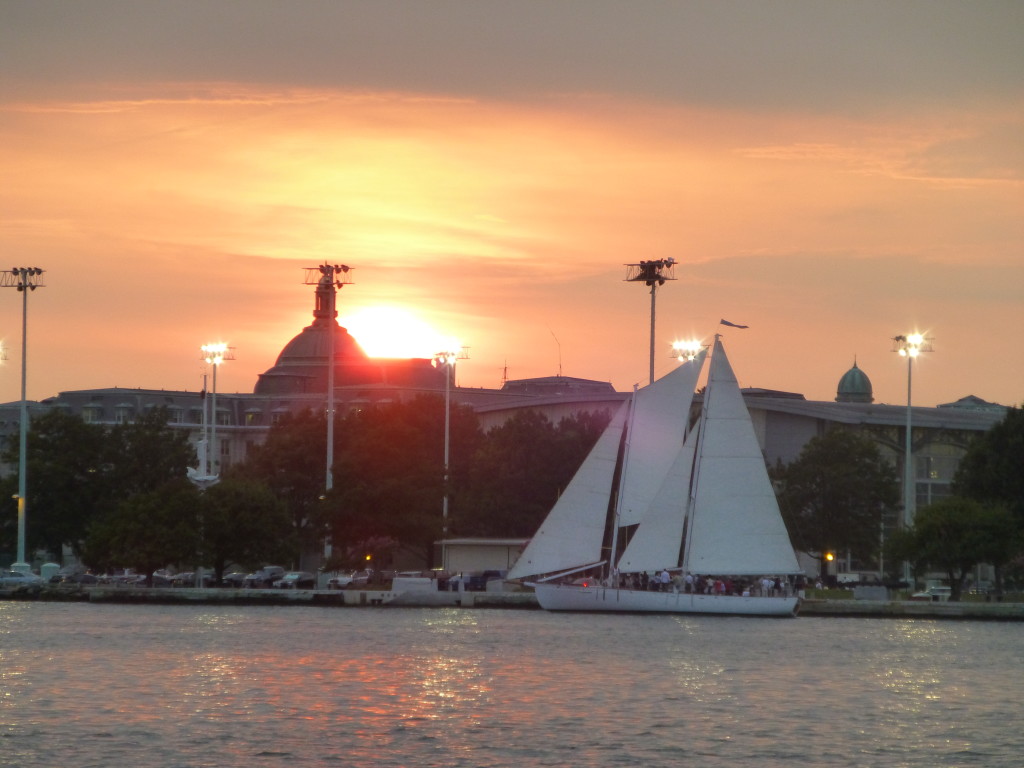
[254,269,445,395]
[2,272,1009,579]
[835,360,873,404]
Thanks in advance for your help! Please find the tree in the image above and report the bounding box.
[775,428,900,575]
[82,479,201,578]
[950,406,1024,597]
[1,406,196,562]
[105,407,196,498]
[199,479,295,583]
[330,396,482,566]
[232,409,330,555]
[904,497,1017,601]
[953,406,1024,523]
[460,409,610,537]
[1,409,110,558]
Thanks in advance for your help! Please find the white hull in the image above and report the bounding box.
[533,583,799,617]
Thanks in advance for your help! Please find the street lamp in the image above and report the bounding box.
[625,258,677,385]
[892,332,933,582]
[2,267,45,571]
[433,347,468,565]
[201,342,234,480]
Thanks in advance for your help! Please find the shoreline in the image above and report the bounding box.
[4,586,1024,619]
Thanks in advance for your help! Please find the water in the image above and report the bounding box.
[2,603,1022,768]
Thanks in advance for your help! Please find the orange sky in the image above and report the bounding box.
[1,1,1022,408]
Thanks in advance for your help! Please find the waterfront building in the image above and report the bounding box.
[0,282,1010,577]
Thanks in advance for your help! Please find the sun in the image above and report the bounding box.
[340,306,458,359]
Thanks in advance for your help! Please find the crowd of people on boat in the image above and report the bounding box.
[571,569,806,597]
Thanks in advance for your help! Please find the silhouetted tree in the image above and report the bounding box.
[460,409,611,537]
[232,409,329,555]
[775,428,900,574]
[82,479,200,578]
[1,407,195,563]
[199,478,295,583]
[330,396,482,566]
[898,497,1018,601]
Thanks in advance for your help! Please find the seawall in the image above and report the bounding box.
[5,586,1023,619]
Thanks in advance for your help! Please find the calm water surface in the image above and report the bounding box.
[1,602,1022,767]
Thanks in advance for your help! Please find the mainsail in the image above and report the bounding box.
[682,338,801,575]
[614,348,707,572]
[507,399,630,580]
[615,349,707,527]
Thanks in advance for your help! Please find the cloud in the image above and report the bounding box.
[4,1,1022,113]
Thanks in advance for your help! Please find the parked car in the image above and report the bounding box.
[49,570,98,586]
[350,569,372,586]
[170,571,214,587]
[326,571,355,590]
[910,586,952,602]
[220,571,248,588]
[243,565,285,588]
[110,570,146,587]
[273,571,316,589]
[0,570,44,589]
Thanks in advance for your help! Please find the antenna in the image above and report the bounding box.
[549,327,563,377]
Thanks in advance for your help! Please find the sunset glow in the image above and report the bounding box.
[0,2,1020,406]
[341,306,459,360]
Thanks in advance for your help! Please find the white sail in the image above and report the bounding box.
[615,349,707,527]
[507,399,630,580]
[615,422,698,573]
[683,338,801,576]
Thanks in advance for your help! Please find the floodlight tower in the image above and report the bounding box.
[1,267,45,570]
[671,339,703,362]
[433,347,469,553]
[625,258,677,384]
[892,332,933,583]
[303,264,353,499]
[198,343,234,483]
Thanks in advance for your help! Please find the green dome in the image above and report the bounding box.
[836,361,873,403]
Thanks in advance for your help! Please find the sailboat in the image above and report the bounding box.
[508,336,803,617]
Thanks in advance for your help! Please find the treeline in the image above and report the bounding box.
[774,407,1024,599]
[0,397,610,581]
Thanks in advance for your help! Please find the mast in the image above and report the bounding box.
[680,335,717,573]
[607,383,639,576]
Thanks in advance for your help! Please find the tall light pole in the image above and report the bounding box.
[625,258,677,384]
[892,332,933,583]
[433,347,468,567]
[2,267,45,570]
[201,343,233,480]
[303,264,353,500]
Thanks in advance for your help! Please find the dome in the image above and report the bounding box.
[836,361,873,404]
[254,275,445,395]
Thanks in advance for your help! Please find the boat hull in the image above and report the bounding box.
[533,583,799,617]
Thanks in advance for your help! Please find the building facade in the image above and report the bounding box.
[0,283,1010,579]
